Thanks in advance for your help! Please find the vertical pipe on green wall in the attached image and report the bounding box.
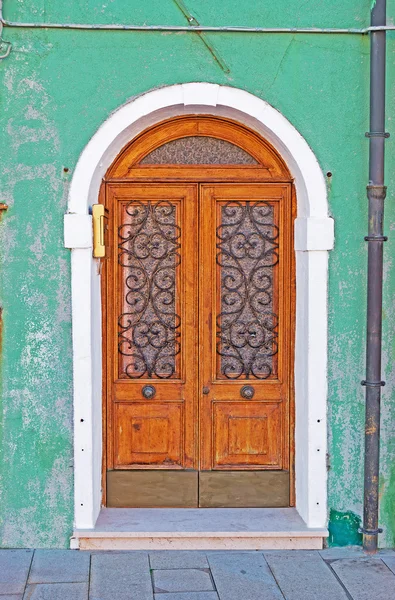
[362,0,388,554]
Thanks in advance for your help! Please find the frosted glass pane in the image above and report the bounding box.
[140,136,258,165]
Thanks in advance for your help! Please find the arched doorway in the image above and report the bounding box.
[101,116,295,508]
[66,83,333,533]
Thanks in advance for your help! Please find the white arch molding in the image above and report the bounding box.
[64,83,334,531]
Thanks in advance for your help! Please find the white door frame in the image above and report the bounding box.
[64,83,334,530]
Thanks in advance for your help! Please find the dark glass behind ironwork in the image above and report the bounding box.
[118,200,181,379]
[140,136,258,165]
[216,201,279,379]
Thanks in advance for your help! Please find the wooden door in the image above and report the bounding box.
[104,181,293,508]
[199,184,292,507]
[105,183,200,507]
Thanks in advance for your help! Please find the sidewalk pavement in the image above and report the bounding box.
[0,548,395,600]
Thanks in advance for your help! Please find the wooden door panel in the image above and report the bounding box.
[106,184,198,471]
[213,401,283,469]
[199,382,283,401]
[200,184,292,474]
[114,402,184,468]
[114,381,183,402]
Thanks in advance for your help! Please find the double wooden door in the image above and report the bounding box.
[104,182,293,507]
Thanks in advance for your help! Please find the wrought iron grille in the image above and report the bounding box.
[216,201,279,379]
[118,200,181,379]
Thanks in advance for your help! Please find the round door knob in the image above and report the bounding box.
[142,385,156,399]
[240,385,255,400]
[202,386,210,395]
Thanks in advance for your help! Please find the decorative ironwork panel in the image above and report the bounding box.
[216,201,279,380]
[118,200,181,379]
[140,136,258,165]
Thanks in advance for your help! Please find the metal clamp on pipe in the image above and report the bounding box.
[365,131,390,138]
[359,527,383,535]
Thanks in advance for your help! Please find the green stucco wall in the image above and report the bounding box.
[0,1,394,547]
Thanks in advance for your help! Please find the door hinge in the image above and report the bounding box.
[92,204,109,258]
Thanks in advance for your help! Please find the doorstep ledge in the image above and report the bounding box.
[71,507,327,550]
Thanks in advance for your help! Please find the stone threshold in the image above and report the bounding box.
[72,508,328,550]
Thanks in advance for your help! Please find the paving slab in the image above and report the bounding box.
[89,552,152,600]
[320,547,395,560]
[149,552,209,570]
[154,593,218,600]
[208,552,283,600]
[0,595,23,599]
[264,550,349,600]
[330,557,395,600]
[153,569,213,593]
[24,582,88,600]
[319,547,367,560]
[0,550,33,594]
[28,550,90,583]
[382,556,395,575]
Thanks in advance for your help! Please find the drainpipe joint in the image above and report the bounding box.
[366,184,387,201]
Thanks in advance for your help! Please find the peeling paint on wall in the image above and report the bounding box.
[328,509,363,547]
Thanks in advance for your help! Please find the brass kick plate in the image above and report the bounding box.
[199,471,290,508]
[107,471,198,508]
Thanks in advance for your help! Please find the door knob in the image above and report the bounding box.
[240,385,255,399]
[142,385,156,399]
[202,386,210,395]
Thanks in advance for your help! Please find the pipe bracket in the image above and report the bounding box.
[365,131,390,138]
[361,380,385,387]
[364,235,388,242]
[359,527,383,535]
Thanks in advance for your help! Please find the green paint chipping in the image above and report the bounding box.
[380,463,395,548]
[328,510,363,547]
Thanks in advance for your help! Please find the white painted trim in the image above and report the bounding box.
[66,83,334,531]
[64,214,92,249]
[294,218,334,252]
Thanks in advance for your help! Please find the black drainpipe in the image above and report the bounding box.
[362,0,388,554]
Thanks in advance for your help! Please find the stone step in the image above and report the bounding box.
[72,508,327,550]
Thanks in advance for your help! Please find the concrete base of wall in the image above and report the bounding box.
[71,508,327,550]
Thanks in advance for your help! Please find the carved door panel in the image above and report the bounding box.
[199,184,292,507]
[105,182,292,508]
